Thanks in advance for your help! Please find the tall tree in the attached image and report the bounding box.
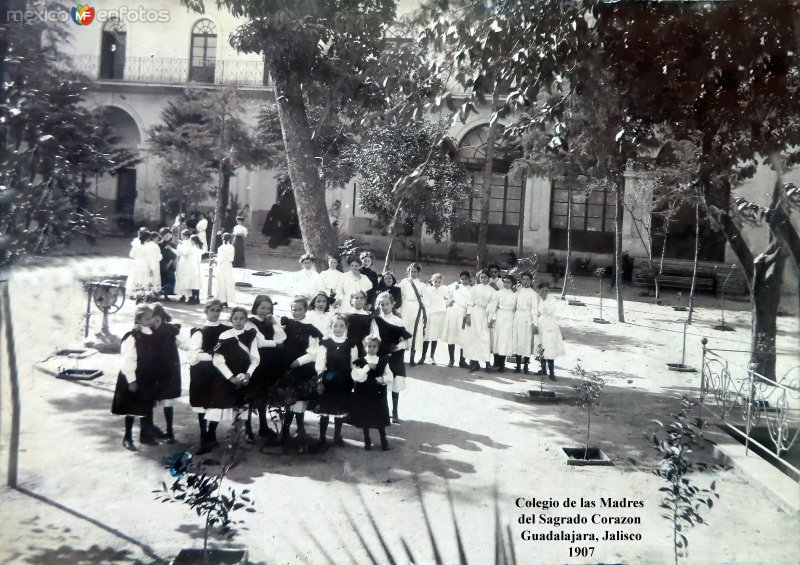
[182,0,397,263]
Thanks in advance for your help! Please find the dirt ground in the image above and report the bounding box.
[0,242,798,564]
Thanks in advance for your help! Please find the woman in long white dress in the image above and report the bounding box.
[421,273,451,365]
[128,231,151,297]
[339,255,373,313]
[466,269,496,374]
[319,255,344,306]
[512,272,539,374]
[535,282,566,380]
[184,235,204,304]
[443,270,473,368]
[214,233,236,306]
[487,274,517,372]
[145,232,162,294]
[398,262,428,365]
[174,230,192,302]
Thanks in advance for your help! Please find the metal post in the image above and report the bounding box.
[599,276,603,319]
[84,285,93,338]
[1,280,21,487]
[699,337,708,421]
[681,319,688,366]
[745,363,756,457]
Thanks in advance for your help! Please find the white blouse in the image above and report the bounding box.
[120,326,152,384]
[352,354,393,384]
[426,285,452,314]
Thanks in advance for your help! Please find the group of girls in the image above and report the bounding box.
[130,215,249,306]
[291,253,565,379]
[399,267,565,378]
[112,287,412,454]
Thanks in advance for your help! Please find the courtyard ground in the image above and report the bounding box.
[0,238,798,564]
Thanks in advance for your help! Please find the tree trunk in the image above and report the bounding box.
[561,181,572,299]
[383,200,404,269]
[270,61,337,265]
[614,176,625,322]
[476,88,499,271]
[687,197,700,323]
[207,105,229,297]
[750,242,785,381]
[769,204,800,274]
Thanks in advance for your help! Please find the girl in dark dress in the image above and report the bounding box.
[111,304,159,451]
[370,291,412,423]
[244,294,286,442]
[150,303,184,444]
[376,271,402,313]
[313,314,358,447]
[279,296,324,453]
[188,298,230,454]
[359,251,380,308]
[232,216,247,268]
[349,335,392,451]
[346,290,373,357]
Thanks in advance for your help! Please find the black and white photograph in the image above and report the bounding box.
[0,0,798,563]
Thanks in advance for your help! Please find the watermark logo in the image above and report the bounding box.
[71,5,95,25]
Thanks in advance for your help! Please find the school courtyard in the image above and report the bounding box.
[0,241,798,564]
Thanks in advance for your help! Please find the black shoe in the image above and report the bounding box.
[448,360,455,367]
[485,366,496,374]
[409,360,417,367]
[549,374,556,381]
[523,366,530,375]
[459,360,470,369]
[179,296,186,303]
[381,439,390,451]
[122,438,137,451]
[497,366,505,373]
[333,434,345,446]
[166,431,176,444]
[153,426,169,440]
[318,437,327,449]
[139,435,158,446]
[364,439,372,451]
[392,412,399,424]
[513,367,521,374]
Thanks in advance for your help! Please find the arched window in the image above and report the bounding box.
[189,19,217,83]
[452,124,524,246]
[549,177,615,253]
[99,17,126,79]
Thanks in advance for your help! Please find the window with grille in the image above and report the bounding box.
[549,177,615,253]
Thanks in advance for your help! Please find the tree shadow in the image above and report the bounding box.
[19,544,156,565]
[561,326,646,352]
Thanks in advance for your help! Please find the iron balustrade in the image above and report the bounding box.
[699,338,800,481]
[70,55,270,87]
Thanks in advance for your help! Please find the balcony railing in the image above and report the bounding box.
[70,55,270,88]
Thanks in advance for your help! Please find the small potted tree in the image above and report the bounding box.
[155,415,255,564]
[527,345,558,402]
[562,365,612,465]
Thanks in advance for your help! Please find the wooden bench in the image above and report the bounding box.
[655,274,716,292]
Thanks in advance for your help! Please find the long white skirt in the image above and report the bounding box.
[464,305,492,363]
[512,310,535,356]
[443,305,467,346]
[401,300,426,351]
[537,316,566,359]
[492,309,515,356]
[425,311,446,341]
[215,264,236,303]
[128,258,151,293]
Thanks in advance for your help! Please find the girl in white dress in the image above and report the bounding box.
[174,230,192,302]
[339,255,374,313]
[488,274,517,372]
[214,232,236,307]
[421,273,451,365]
[195,212,209,253]
[127,231,151,297]
[467,269,496,374]
[306,291,334,338]
[145,232,162,293]
[319,254,344,306]
[293,253,322,300]
[512,272,540,374]
[536,282,566,380]
[398,263,428,365]
[443,270,473,368]
[186,235,205,304]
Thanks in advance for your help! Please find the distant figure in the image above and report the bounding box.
[232,216,247,268]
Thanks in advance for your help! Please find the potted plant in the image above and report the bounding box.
[527,345,558,402]
[155,415,255,564]
[562,365,612,465]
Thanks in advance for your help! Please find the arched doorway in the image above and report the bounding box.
[452,124,524,246]
[103,106,141,231]
[99,17,126,79]
[189,19,217,83]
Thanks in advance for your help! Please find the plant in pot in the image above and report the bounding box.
[563,365,612,465]
[155,415,255,564]
[527,344,558,402]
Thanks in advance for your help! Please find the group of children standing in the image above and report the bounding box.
[128,216,248,306]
